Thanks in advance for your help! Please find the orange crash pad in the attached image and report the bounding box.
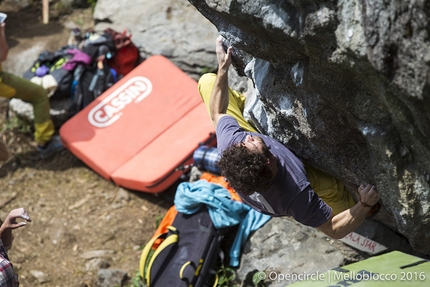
[60,55,215,193]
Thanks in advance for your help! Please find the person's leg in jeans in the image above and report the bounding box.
[198,73,257,133]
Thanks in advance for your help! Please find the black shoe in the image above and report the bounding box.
[37,136,64,159]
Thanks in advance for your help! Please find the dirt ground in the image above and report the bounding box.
[0,2,175,286]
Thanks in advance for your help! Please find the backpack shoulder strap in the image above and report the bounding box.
[139,231,168,279]
[139,226,179,286]
[145,226,178,287]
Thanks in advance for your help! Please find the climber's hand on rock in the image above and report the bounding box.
[215,35,232,72]
[358,183,380,207]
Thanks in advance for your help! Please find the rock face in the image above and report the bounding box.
[93,0,219,80]
[236,217,363,287]
[187,0,430,255]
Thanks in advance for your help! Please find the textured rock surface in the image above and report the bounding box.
[236,217,363,287]
[236,216,424,285]
[97,269,127,287]
[188,0,430,255]
[93,0,220,80]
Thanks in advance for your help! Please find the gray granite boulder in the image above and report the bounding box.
[236,217,363,287]
[93,0,219,80]
[188,0,430,256]
[97,269,127,287]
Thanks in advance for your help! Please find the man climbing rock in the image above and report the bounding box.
[0,21,64,159]
[198,36,380,239]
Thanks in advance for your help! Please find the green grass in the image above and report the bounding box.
[200,66,217,75]
[2,116,32,134]
[87,0,98,8]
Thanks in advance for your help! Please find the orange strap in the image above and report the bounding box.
[150,205,178,248]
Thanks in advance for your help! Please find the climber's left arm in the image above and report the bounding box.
[317,184,379,239]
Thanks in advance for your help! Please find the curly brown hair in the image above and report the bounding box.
[218,144,273,195]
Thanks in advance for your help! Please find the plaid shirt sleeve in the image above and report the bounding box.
[0,240,19,287]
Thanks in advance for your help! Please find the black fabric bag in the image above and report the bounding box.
[79,30,116,61]
[140,206,230,287]
[22,45,74,100]
[67,61,115,117]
